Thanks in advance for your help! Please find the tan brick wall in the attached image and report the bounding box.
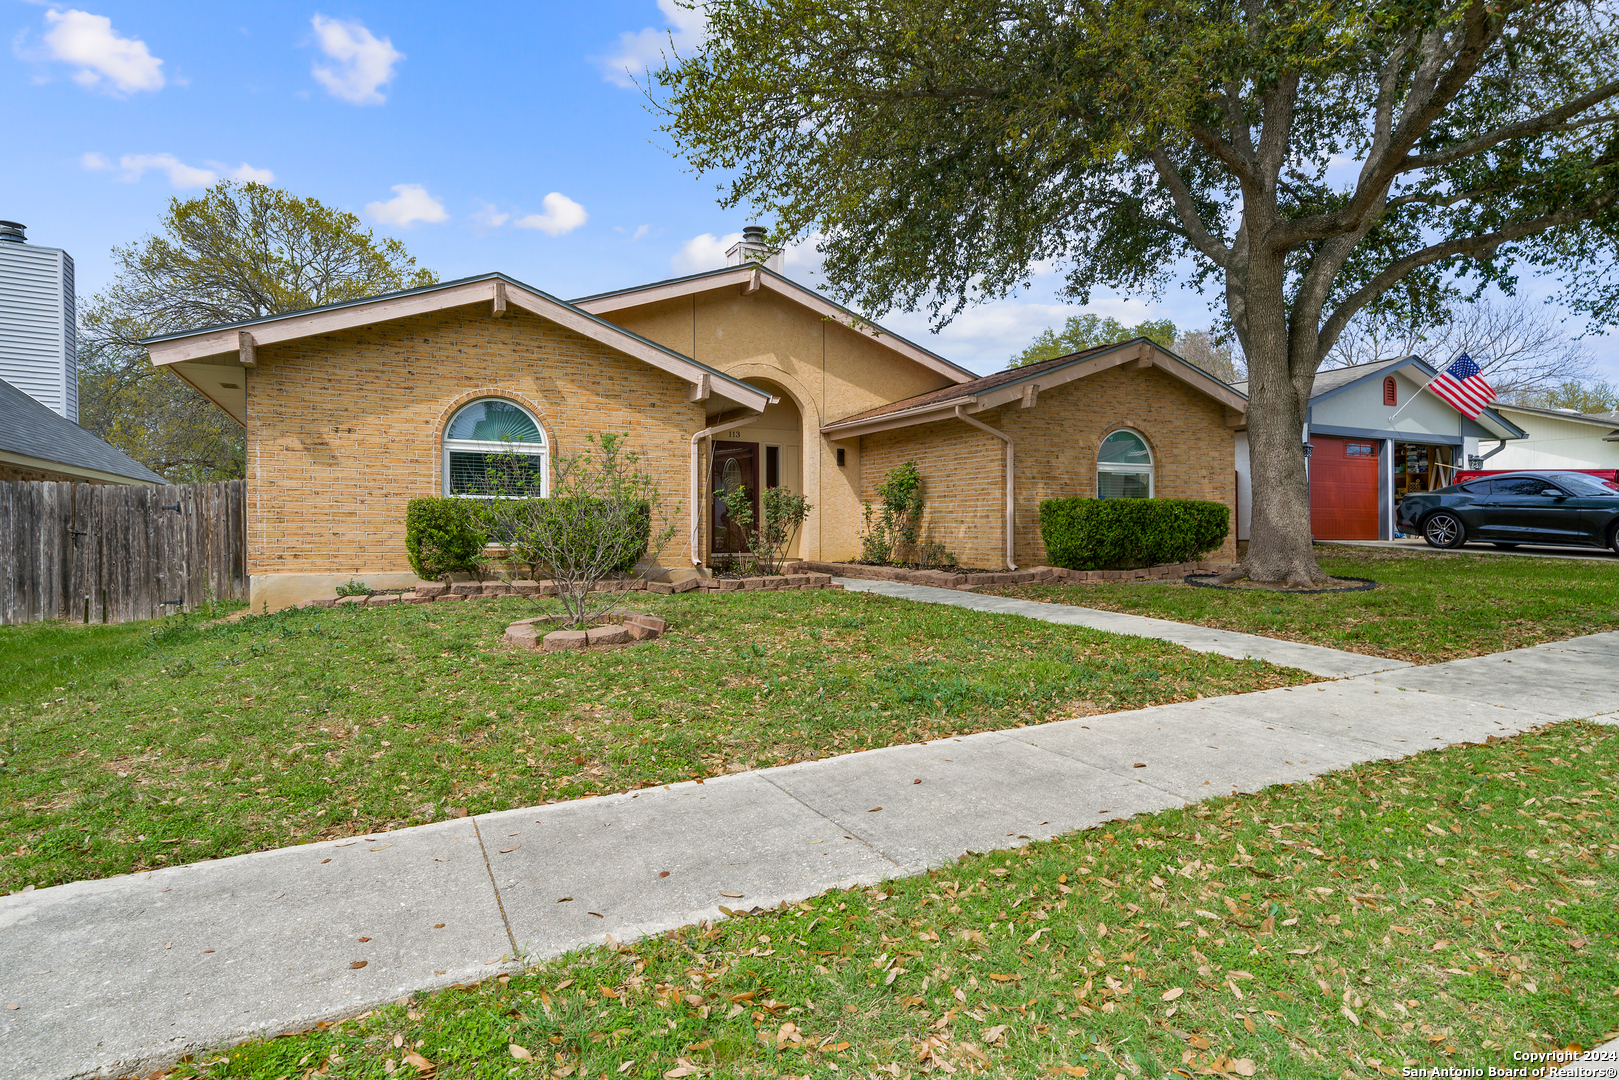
[857,421,1005,568]
[245,303,703,577]
[996,365,1238,566]
[858,364,1238,569]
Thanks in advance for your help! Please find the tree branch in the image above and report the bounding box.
[1317,197,1618,363]
[1148,147,1234,267]
[1400,86,1619,171]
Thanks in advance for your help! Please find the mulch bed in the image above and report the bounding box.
[1184,573,1378,594]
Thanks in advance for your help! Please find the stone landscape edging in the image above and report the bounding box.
[786,559,1233,590]
[295,573,844,610]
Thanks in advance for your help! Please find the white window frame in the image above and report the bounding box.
[1096,428,1154,498]
[442,398,549,499]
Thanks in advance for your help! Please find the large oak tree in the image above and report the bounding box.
[656,0,1619,583]
[82,181,436,482]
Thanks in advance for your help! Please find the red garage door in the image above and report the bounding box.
[1309,436,1380,539]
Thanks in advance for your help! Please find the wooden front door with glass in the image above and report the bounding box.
[711,441,758,555]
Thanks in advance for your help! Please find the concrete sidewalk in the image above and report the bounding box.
[6,636,1618,1078]
[836,576,1409,678]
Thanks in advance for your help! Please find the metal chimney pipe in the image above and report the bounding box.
[0,221,26,243]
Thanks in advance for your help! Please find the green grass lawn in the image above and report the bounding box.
[985,546,1619,664]
[0,590,1306,893]
[159,719,1619,1080]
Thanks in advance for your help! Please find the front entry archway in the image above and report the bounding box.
[706,383,806,564]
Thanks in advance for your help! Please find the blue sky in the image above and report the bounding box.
[4,0,1611,379]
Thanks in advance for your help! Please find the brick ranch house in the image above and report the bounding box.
[824,339,1248,569]
[141,257,1246,610]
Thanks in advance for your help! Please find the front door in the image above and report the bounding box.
[711,441,759,555]
[1309,436,1380,540]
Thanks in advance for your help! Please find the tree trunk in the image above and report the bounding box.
[1224,347,1331,586]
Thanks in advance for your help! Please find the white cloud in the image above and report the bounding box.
[630,224,651,242]
[471,200,511,229]
[41,8,164,95]
[597,0,705,88]
[229,162,276,184]
[514,192,588,236]
[81,152,274,189]
[365,183,447,227]
[310,15,401,105]
[671,231,741,274]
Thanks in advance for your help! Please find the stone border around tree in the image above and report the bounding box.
[786,559,1233,590]
[503,612,669,652]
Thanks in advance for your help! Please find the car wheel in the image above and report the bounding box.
[1609,522,1619,556]
[1492,543,1519,550]
[1423,512,1466,549]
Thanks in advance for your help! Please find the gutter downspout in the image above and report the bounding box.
[690,412,765,567]
[1479,438,1508,464]
[953,406,1016,570]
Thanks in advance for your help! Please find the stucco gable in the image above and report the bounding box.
[571,265,977,386]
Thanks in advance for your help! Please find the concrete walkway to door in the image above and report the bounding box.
[834,576,1408,679]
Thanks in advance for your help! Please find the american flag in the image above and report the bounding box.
[1427,353,1496,418]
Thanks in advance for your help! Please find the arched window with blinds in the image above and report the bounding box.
[1097,429,1153,498]
[442,399,548,498]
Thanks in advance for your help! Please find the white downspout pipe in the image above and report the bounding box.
[954,406,1016,570]
[690,412,764,567]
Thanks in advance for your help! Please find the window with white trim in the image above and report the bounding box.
[1097,429,1153,498]
[442,399,548,497]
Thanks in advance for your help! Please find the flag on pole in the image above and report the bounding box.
[1426,353,1496,418]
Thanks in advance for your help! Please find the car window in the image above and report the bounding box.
[1457,480,1493,494]
[1551,473,1616,496]
[1495,477,1556,496]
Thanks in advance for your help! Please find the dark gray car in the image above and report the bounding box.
[1396,472,1619,551]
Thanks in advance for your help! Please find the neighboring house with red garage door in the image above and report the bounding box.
[1232,357,1525,542]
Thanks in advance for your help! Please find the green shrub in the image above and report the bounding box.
[1039,497,1229,570]
[506,497,651,576]
[860,461,925,564]
[404,498,489,580]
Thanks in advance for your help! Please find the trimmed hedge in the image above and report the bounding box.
[1040,497,1229,571]
[405,498,489,580]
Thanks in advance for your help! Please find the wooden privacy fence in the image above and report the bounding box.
[0,480,246,626]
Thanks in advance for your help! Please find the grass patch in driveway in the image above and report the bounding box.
[984,545,1619,664]
[0,589,1307,891]
[160,719,1619,1080]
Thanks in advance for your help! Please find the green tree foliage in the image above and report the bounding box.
[1010,315,1245,382]
[1514,379,1619,414]
[1010,316,1178,367]
[657,0,1619,585]
[80,181,437,482]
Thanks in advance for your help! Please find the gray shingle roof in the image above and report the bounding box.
[0,377,167,484]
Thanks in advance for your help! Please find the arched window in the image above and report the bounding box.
[1383,376,1397,406]
[442,398,548,497]
[1097,429,1153,498]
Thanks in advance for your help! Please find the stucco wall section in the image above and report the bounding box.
[858,364,1237,568]
[245,304,702,577]
[599,288,960,561]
